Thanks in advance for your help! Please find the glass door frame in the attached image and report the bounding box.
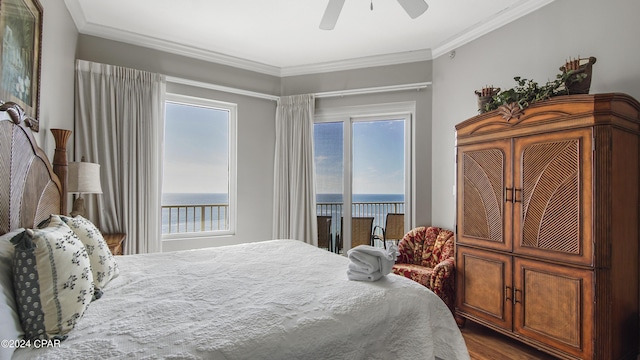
[314,101,415,252]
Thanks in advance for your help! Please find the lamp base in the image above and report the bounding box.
[70,197,85,218]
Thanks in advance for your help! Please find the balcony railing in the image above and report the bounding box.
[162,204,229,234]
[161,201,404,237]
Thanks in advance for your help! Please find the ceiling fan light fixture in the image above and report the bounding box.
[319,0,428,30]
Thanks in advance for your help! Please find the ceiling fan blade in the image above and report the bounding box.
[320,0,345,30]
[396,0,428,19]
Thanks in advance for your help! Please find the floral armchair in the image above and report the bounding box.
[391,226,456,312]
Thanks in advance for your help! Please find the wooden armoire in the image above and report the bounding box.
[455,93,640,360]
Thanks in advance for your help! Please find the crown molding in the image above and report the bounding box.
[432,0,555,59]
[79,23,282,77]
[66,0,554,77]
[280,49,432,77]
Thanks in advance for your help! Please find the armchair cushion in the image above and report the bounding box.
[392,226,456,311]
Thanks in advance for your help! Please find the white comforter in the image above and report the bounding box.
[13,239,469,360]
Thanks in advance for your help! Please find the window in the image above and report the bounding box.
[162,93,237,237]
[314,103,413,251]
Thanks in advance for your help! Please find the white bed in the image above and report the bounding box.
[0,104,469,359]
[12,240,468,359]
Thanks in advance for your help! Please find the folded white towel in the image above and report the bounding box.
[346,268,384,282]
[348,250,381,273]
[346,245,399,282]
[348,260,377,274]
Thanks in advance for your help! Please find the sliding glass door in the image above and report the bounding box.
[314,103,413,253]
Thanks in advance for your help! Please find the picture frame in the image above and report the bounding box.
[0,0,43,127]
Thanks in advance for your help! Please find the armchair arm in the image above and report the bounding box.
[429,257,455,291]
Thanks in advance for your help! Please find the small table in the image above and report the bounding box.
[103,233,126,255]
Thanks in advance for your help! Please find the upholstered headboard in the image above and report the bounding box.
[0,102,62,235]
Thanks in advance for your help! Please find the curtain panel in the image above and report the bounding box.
[75,60,165,254]
[272,94,318,245]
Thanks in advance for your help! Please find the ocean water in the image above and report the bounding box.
[161,193,404,234]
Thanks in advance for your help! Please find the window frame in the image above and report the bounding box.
[162,93,238,239]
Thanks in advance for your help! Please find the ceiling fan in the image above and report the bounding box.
[320,0,429,30]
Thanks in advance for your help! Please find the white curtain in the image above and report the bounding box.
[74,60,165,254]
[272,94,318,245]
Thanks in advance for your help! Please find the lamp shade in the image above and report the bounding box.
[68,162,103,194]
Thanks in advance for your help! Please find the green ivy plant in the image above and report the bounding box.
[482,70,587,113]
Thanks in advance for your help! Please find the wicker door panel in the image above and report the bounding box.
[456,140,512,251]
[513,129,593,265]
[456,246,513,330]
[514,257,593,359]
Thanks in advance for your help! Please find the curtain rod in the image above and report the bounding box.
[314,82,431,98]
[166,76,280,101]
[166,76,431,101]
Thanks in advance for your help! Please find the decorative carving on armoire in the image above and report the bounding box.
[497,102,524,121]
[465,109,575,136]
[462,149,503,242]
[521,139,580,253]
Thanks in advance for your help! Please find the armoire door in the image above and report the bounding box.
[456,139,512,252]
[513,257,594,359]
[512,128,594,266]
[456,246,513,330]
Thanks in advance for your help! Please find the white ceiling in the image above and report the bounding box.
[63,0,554,77]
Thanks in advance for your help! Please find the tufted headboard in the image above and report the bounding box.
[0,102,63,235]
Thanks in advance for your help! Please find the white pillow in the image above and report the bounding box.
[59,215,119,294]
[12,217,94,340]
[0,229,25,360]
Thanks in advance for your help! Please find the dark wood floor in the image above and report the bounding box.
[461,321,558,360]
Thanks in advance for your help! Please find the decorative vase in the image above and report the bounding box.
[475,87,500,113]
[560,56,596,94]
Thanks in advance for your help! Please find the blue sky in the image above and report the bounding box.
[163,105,404,196]
[315,120,405,195]
[163,102,229,194]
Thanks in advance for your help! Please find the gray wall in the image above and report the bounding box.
[282,61,433,228]
[431,0,640,230]
[76,36,279,250]
[37,0,78,158]
[77,35,281,97]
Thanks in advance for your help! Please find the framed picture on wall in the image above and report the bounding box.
[0,0,43,124]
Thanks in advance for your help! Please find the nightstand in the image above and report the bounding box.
[103,233,126,255]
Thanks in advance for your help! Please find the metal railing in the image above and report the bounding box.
[162,204,228,234]
[316,201,404,249]
[161,201,403,236]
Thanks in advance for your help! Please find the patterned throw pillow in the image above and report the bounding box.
[11,217,94,341]
[59,215,119,295]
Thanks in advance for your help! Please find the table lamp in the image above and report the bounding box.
[68,157,103,218]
